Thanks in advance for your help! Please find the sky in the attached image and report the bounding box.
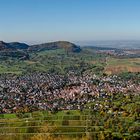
[0,0,140,44]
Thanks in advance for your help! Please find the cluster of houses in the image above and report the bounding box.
[0,72,139,113]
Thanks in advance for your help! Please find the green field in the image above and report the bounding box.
[0,48,107,75]
[105,57,140,74]
[0,48,140,75]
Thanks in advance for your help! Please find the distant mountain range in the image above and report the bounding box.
[0,41,81,59]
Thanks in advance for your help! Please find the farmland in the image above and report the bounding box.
[105,58,140,74]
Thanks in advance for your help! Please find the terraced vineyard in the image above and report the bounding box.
[0,93,140,140]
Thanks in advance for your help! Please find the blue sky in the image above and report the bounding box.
[0,0,140,44]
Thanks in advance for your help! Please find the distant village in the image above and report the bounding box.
[96,48,140,58]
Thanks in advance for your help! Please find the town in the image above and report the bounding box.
[0,72,139,114]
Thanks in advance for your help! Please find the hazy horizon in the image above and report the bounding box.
[1,0,140,43]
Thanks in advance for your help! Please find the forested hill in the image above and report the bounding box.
[0,41,81,59]
[29,41,81,52]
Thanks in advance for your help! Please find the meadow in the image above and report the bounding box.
[105,57,140,74]
[1,48,140,76]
